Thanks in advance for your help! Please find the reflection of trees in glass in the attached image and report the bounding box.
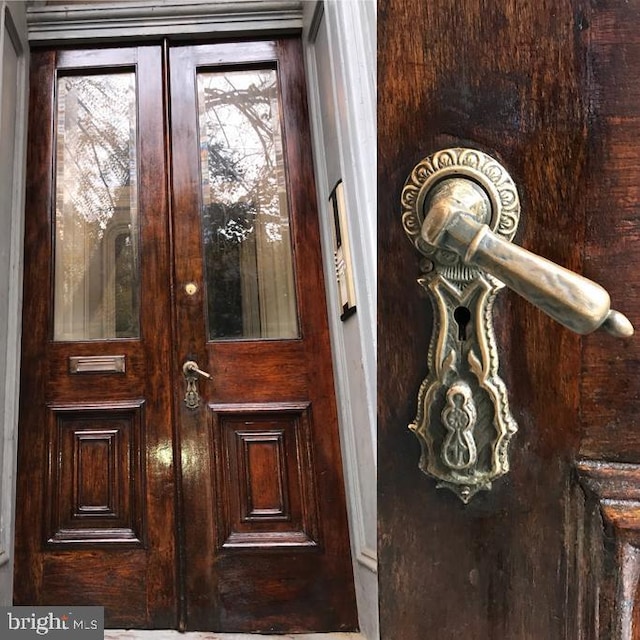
[55,73,139,340]
[58,75,136,233]
[114,233,137,336]
[199,70,292,339]
[199,70,285,245]
[201,137,257,337]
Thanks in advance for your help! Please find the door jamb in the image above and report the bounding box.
[301,2,377,638]
[0,0,28,606]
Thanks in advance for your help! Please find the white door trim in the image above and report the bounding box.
[0,0,28,604]
[27,0,302,43]
[301,2,377,639]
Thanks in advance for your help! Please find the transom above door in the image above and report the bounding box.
[14,39,357,633]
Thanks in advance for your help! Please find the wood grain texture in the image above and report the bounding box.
[169,38,357,633]
[210,403,320,551]
[579,1,640,461]
[46,403,145,546]
[576,461,640,639]
[14,48,56,611]
[14,46,177,629]
[378,0,639,638]
[15,37,356,634]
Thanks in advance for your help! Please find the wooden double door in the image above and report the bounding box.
[14,38,357,633]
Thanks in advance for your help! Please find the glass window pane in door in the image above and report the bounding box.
[197,69,299,340]
[54,73,140,341]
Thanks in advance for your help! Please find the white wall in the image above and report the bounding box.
[302,2,377,638]
[0,0,28,605]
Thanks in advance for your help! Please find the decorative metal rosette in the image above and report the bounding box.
[401,148,521,262]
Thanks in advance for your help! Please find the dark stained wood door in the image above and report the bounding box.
[14,39,357,633]
[14,46,176,628]
[169,40,357,632]
[378,1,640,638]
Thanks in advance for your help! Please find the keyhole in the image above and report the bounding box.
[454,306,471,341]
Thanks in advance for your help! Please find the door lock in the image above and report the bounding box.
[401,148,633,502]
[182,360,211,410]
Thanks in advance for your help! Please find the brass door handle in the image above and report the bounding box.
[400,148,633,502]
[422,177,634,338]
[182,360,211,379]
[182,360,211,410]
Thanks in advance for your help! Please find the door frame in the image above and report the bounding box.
[0,0,28,606]
[301,2,377,639]
[15,1,377,636]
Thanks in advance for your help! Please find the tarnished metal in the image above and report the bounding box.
[422,180,634,338]
[183,360,211,410]
[401,148,633,502]
[69,354,125,374]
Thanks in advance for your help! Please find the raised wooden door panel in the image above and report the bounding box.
[169,39,356,632]
[378,1,640,638]
[210,402,320,551]
[14,46,176,628]
[45,401,146,546]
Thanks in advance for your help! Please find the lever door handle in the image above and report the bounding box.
[182,360,211,379]
[422,177,634,338]
[400,148,633,502]
[182,360,211,410]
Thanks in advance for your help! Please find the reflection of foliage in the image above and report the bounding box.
[199,70,288,339]
[199,71,285,245]
[202,200,256,244]
[55,73,139,340]
[58,74,135,234]
[203,201,256,338]
[114,233,138,337]
[206,140,244,183]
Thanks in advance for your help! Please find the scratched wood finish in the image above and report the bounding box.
[378,1,640,638]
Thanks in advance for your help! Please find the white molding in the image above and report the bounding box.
[302,3,377,638]
[356,545,377,573]
[303,2,377,574]
[319,0,376,448]
[321,0,376,461]
[27,0,303,43]
[0,0,28,603]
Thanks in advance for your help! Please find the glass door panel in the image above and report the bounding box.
[54,72,140,341]
[196,69,298,340]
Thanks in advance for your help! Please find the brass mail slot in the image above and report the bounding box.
[69,355,126,374]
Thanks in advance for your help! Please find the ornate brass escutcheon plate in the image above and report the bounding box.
[401,148,520,502]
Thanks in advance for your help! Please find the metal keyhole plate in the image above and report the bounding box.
[403,148,519,502]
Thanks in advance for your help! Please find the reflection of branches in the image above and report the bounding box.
[59,75,135,235]
[74,118,119,216]
[199,71,296,339]
[207,141,243,183]
[202,201,256,245]
[204,81,274,163]
[199,71,281,228]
